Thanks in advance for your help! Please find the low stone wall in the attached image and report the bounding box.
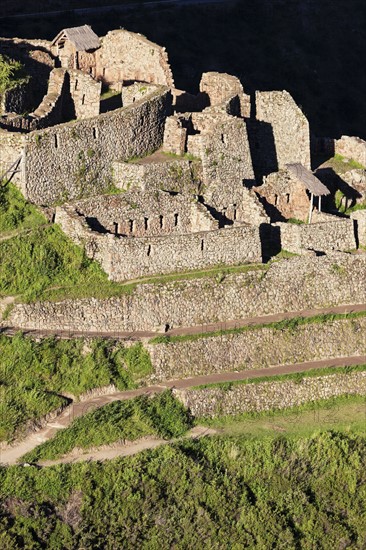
[55,205,261,281]
[175,371,366,417]
[335,136,366,167]
[278,218,356,254]
[0,129,24,184]
[147,316,366,381]
[4,253,366,333]
[31,68,67,129]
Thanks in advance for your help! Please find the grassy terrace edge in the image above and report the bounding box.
[192,364,366,390]
[149,310,366,344]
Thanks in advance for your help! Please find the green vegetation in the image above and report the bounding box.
[0,225,124,302]
[0,182,45,233]
[21,391,193,462]
[149,309,366,345]
[287,217,305,225]
[100,87,121,101]
[0,334,152,442]
[1,431,366,547]
[333,153,365,171]
[0,214,265,302]
[162,151,201,162]
[0,54,29,95]
[201,394,366,440]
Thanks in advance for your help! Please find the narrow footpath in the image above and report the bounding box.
[1,354,365,466]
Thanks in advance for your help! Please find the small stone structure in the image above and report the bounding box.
[335,136,366,167]
[199,72,251,118]
[55,190,262,281]
[277,217,356,255]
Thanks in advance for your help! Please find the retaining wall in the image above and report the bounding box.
[175,371,366,417]
[147,316,366,381]
[4,253,366,333]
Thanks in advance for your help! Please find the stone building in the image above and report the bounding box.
[51,25,100,75]
[258,164,329,222]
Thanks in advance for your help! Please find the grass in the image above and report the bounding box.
[100,87,121,101]
[149,309,366,344]
[0,182,45,233]
[0,219,265,303]
[333,153,365,171]
[0,334,153,442]
[162,151,201,162]
[20,391,193,463]
[200,394,366,440]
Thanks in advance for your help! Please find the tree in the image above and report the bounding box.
[0,54,26,95]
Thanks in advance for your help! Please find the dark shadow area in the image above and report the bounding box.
[100,93,122,113]
[85,216,109,234]
[246,120,278,183]
[310,134,335,169]
[175,91,209,113]
[259,223,281,262]
[61,71,76,121]
[197,196,233,228]
[315,167,362,213]
[0,1,365,139]
[255,193,287,223]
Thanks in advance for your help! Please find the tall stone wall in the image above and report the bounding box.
[30,68,67,128]
[146,316,366,381]
[55,206,261,281]
[257,170,311,221]
[188,109,256,210]
[68,69,101,120]
[254,91,310,174]
[278,218,356,254]
[175,371,366,417]
[96,30,174,89]
[21,87,171,205]
[4,254,366,333]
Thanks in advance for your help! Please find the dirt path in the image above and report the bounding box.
[38,426,217,467]
[1,354,365,466]
[2,303,366,341]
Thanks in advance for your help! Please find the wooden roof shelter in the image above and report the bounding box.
[52,25,100,52]
[286,163,330,223]
[286,163,329,196]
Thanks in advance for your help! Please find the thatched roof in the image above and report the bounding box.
[286,163,330,196]
[52,25,100,52]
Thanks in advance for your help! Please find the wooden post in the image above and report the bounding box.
[308,193,314,224]
[319,195,322,213]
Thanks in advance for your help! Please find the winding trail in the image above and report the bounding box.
[1,353,365,466]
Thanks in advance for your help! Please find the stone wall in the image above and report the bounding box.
[68,69,101,119]
[175,371,366,417]
[257,169,311,221]
[65,191,217,237]
[4,253,366,333]
[21,87,171,205]
[199,72,251,118]
[96,30,174,89]
[335,136,366,167]
[122,83,159,107]
[30,68,67,128]
[55,205,261,281]
[146,316,366,381]
[113,157,202,195]
[0,81,30,115]
[0,129,24,184]
[254,91,310,174]
[277,218,356,254]
[351,210,366,247]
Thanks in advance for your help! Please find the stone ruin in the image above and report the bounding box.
[0,24,365,279]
